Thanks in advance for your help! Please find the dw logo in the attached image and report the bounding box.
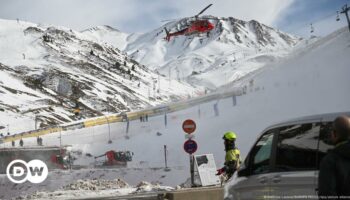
[6,159,48,184]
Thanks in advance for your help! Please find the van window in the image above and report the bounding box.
[275,123,320,171]
[317,122,335,168]
[250,130,275,175]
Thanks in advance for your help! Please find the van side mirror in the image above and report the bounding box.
[237,166,249,177]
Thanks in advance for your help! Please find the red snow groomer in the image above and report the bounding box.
[50,148,72,169]
[51,154,65,169]
[94,150,133,167]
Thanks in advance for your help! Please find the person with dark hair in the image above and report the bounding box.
[318,116,350,198]
[19,138,23,147]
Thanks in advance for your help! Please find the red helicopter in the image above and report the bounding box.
[163,4,215,41]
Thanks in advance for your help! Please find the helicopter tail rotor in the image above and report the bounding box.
[164,27,170,41]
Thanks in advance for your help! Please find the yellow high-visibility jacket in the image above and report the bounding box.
[224,148,240,176]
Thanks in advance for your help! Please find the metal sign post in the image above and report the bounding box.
[184,138,198,186]
[182,119,197,187]
[190,154,194,186]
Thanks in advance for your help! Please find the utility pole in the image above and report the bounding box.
[341,4,350,32]
[105,115,112,144]
[164,145,168,169]
[125,120,130,139]
[164,113,167,127]
[35,115,37,130]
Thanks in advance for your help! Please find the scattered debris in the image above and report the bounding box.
[62,178,129,190]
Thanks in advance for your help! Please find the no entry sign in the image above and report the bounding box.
[182,119,196,134]
[183,139,198,154]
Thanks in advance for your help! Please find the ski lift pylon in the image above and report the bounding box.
[310,23,314,33]
[336,11,340,21]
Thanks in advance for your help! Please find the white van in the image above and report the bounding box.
[225,112,350,200]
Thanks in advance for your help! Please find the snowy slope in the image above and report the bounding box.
[1,27,349,199]
[81,25,129,50]
[0,19,202,133]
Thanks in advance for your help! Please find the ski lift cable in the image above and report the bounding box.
[306,12,338,29]
[284,10,340,35]
[315,11,340,22]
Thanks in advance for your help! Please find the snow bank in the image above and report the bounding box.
[20,179,173,200]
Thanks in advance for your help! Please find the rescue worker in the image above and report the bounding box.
[216,131,240,180]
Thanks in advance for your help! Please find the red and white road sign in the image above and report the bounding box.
[182,119,196,134]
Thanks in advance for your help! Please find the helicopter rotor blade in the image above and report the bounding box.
[201,16,218,20]
[161,17,189,23]
[162,4,213,24]
[195,4,213,17]
[161,19,179,22]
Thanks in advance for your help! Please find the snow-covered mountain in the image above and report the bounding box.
[0,19,201,132]
[86,17,301,89]
[0,16,302,133]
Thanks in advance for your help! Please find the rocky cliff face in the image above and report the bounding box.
[0,19,199,130]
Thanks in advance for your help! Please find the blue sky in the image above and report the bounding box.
[276,0,349,36]
[0,0,348,37]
